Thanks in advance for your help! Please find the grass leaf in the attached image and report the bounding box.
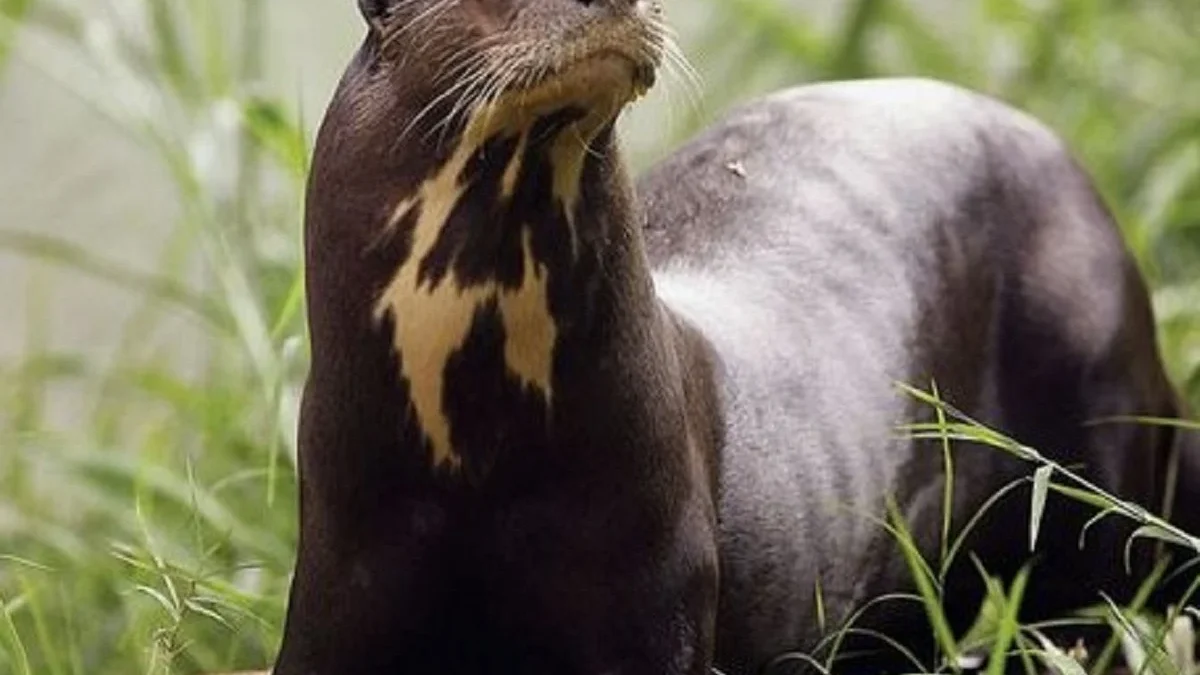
[134,584,181,622]
[986,565,1031,675]
[1125,525,1194,574]
[0,592,34,675]
[886,497,959,668]
[1029,465,1053,552]
[1034,647,1089,675]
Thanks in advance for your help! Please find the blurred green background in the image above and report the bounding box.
[0,1,1197,673]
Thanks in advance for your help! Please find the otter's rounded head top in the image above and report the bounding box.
[359,0,666,139]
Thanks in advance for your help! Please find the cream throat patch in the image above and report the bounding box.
[372,107,601,471]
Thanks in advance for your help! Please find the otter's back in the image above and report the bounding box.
[638,77,1093,659]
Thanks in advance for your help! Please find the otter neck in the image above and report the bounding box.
[374,106,662,477]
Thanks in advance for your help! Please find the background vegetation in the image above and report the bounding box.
[0,0,1196,673]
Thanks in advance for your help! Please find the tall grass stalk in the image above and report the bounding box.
[1,0,305,672]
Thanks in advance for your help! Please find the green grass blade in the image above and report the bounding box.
[0,229,232,333]
[886,497,960,669]
[1030,466,1053,552]
[986,565,1031,675]
[929,379,955,569]
[1088,555,1171,675]
[0,592,33,675]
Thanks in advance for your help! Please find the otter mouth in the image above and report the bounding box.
[499,39,663,115]
[450,45,658,141]
[538,46,660,99]
[632,60,659,95]
[479,7,666,115]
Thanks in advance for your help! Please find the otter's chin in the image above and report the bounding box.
[468,53,657,138]
[523,53,655,111]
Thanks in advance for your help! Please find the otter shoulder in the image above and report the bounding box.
[732,77,1068,167]
[638,77,1080,265]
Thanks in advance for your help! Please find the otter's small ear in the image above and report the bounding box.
[358,0,393,28]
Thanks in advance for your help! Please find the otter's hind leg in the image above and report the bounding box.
[990,150,1180,627]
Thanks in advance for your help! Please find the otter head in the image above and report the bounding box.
[355,0,665,144]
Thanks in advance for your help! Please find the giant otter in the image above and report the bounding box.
[274,0,1200,673]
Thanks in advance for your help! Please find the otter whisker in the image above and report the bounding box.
[645,21,702,95]
[432,45,494,89]
[467,54,525,139]
[398,50,497,145]
[647,30,702,113]
[393,29,515,146]
[567,121,604,162]
[433,44,518,144]
[431,70,495,138]
[665,45,702,94]
[443,47,504,118]
[381,0,457,55]
[660,52,703,114]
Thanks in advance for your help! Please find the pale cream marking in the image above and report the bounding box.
[372,123,574,469]
[373,77,628,470]
[549,129,588,256]
[362,196,419,254]
[387,196,419,230]
[500,132,529,201]
[374,139,479,470]
[497,229,557,399]
[460,58,630,148]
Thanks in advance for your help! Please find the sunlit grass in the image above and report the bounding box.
[0,0,1197,673]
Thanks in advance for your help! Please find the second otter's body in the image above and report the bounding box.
[275,1,1197,672]
[644,78,1195,670]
